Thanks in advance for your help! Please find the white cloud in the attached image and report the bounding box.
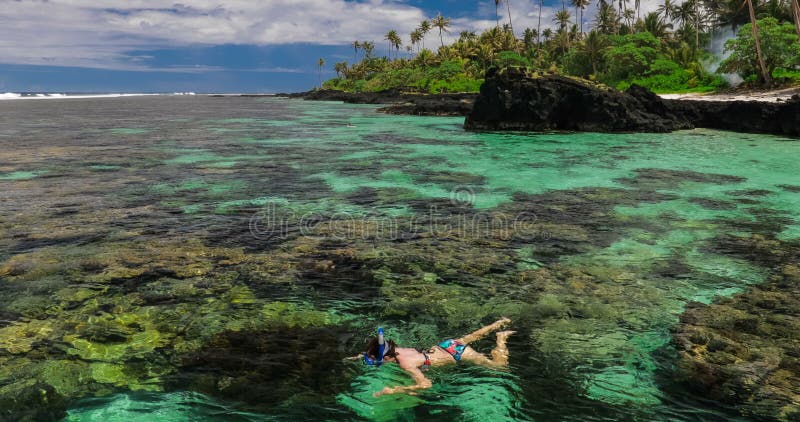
[0,0,666,71]
[0,0,430,70]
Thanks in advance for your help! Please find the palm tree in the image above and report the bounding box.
[553,9,572,51]
[410,29,423,53]
[793,0,800,43]
[708,0,750,30]
[416,49,436,69]
[667,42,695,67]
[392,33,403,58]
[482,26,504,50]
[419,20,432,50]
[523,28,538,50]
[542,27,554,41]
[438,45,458,61]
[333,62,348,79]
[580,31,610,74]
[673,1,693,29]
[509,1,517,35]
[476,44,496,74]
[571,0,580,31]
[657,0,676,24]
[538,0,544,45]
[385,30,395,58]
[673,0,700,50]
[553,30,572,53]
[385,30,401,58]
[455,38,478,59]
[745,0,770,84]
[693,0,701,52]
[317,58,325,88]
[500,0,516,35]
[642,11,671,36]
[595,3,619,34]
[555,9,572,30]
[352,41,360,62]
[361,41,375,58]
[572,0,591,34]
[459,30,478,42]
[432,14,451,47]
[623,8,636,28]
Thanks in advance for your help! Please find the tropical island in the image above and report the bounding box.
[319,0,800,94]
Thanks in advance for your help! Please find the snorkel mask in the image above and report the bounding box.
[363,327,387,366]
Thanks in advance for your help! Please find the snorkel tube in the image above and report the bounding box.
[363,327,387,366]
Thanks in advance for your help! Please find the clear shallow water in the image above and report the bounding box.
[0,96,799,421]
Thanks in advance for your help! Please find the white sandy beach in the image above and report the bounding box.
[659,86,800,102]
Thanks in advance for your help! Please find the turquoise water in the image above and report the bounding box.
[0,96,798,421]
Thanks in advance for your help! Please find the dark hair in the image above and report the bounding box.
[364,337,397,360]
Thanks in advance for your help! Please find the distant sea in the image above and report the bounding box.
[0,92,198,100]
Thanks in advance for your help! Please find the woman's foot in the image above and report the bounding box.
[496,330,516,340]
[485,318,511,332]
[495,317,511,328]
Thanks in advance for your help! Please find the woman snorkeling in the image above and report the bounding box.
[359,318,515,397]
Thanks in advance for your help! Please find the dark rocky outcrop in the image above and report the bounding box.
[665,95,800,137]
[280,88,476,116]
[465,68,800,137]
[465,68,693,132]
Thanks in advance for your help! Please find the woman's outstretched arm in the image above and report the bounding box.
[373,367,432,397]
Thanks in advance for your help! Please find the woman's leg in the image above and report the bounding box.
[459,331,515,368]
[455,317,511,345]
[489,330,515,366]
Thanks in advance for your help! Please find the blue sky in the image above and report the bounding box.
[0,0,625,93]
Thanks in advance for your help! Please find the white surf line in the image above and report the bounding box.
[0,93,197,101]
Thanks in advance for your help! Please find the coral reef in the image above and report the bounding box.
[2,95,799,420]
[673,235,800,420]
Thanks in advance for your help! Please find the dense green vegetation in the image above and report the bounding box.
[321,0,800,93]
[720,17,800,83]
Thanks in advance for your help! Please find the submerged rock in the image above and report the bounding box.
[172,326,355,409]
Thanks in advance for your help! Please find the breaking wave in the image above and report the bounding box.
[0,92,196,101]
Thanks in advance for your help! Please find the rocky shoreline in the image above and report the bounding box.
[280,89,475,117]
[464,68,800,137]
[285,69,800,137]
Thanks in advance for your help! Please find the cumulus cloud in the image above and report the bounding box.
[0,0,429,69]
[0,0,665,71]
